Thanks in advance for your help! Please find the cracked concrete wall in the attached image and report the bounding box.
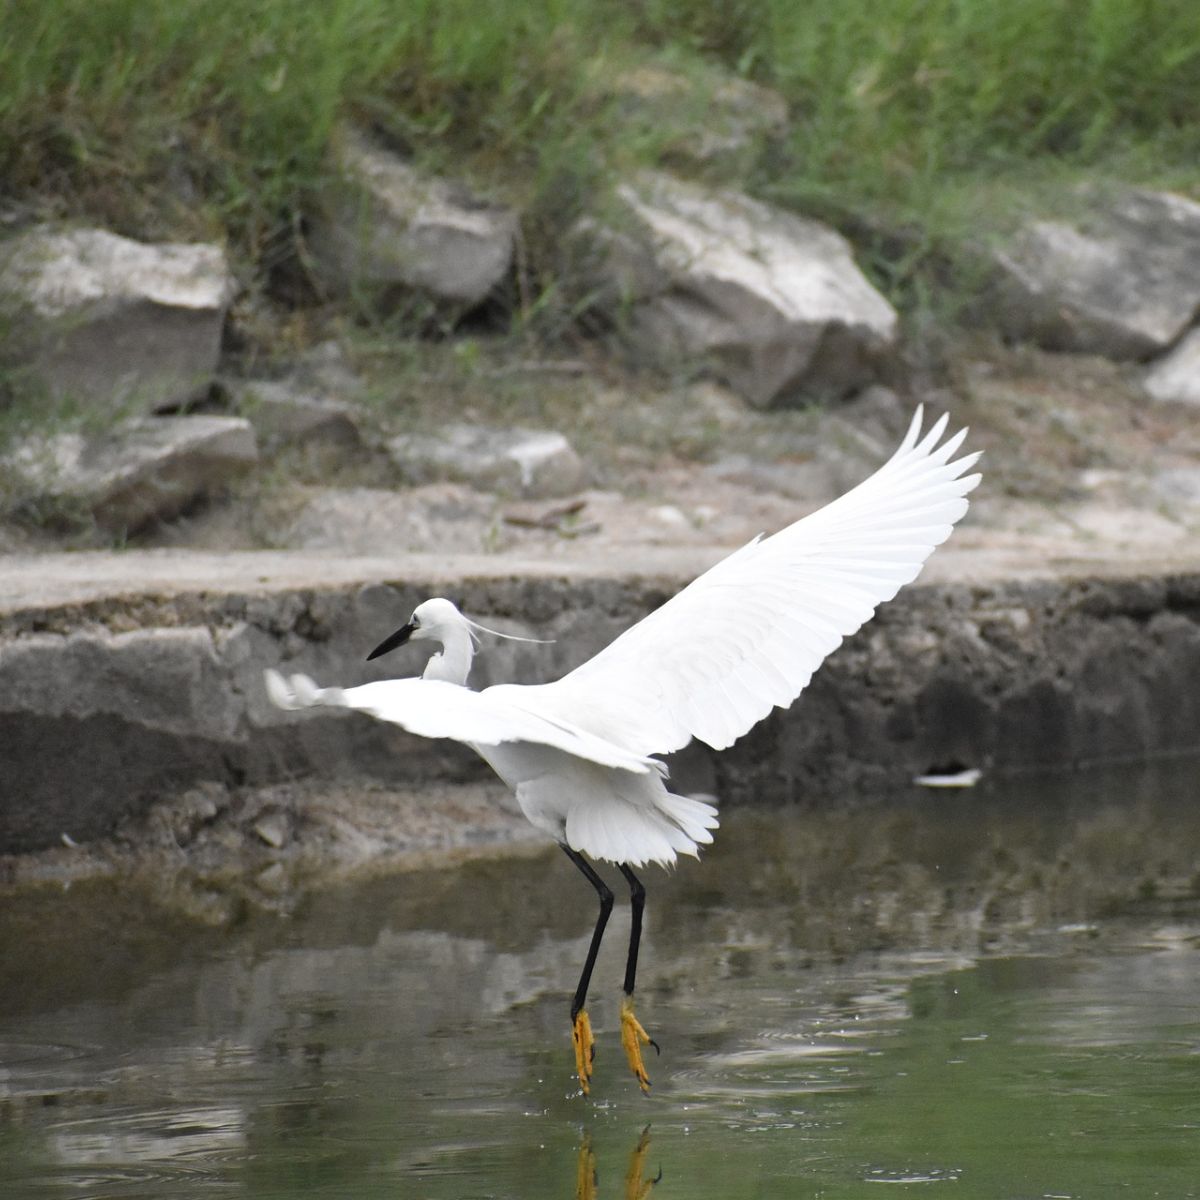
[711,573,1200,806]
[2,568,1199,854]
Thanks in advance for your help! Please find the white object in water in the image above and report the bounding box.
[913,767,983,788]
[265,406,981,1093]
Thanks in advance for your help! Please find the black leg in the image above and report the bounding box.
[616,864,659,1088]
[619,863,645,997]
[562,845,613,1020]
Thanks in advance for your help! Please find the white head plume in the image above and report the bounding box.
[462,614,554,648]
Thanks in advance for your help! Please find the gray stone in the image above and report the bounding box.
[987,188,1200,359]
[704,455,839,505]
[0,225,234,413]
[8,414,258,532]
[294,339,367,398]
[605,62,788,172]
[309,128,517,310]
[1144,327,1200,405]
[253,810,290,849]
[0,625,238,851]
[233,379,362,449]
[588,171,898,406]
[1151,466,1200,509]
[283,485,497,554]
[388,425,587,498]
[0,626,236,739]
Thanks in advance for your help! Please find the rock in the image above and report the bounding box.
[0,625,237,738]
[294,339,367,398]
[388,425,587,498]
[0,626,241,848]
[0,225,234,413]
[604,62,788,173]
[283,484,498,554]
[137,780,227,849]
[7,415,258,532]
[309,128,517,310]
[587,171,898,406]
[704,454,839,505]
[1151,466,1200,510]
[252,810,290,849]
[987,188,1200,359]
[232,379,362,450]
[1144,327,1200,405]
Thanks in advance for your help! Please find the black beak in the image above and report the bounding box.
[366,621,416,661]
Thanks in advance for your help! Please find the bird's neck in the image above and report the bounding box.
[421,626,474,686]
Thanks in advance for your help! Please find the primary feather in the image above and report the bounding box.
[515,406,980,756]
[265,408,979,866]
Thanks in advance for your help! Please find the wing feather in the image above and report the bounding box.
[526,407,980,756]
[264,671,656,774]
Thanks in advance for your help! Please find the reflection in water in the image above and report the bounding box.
[575,1126,659,1200]
[0,760,1198,1198]
[51,1107,247,1166]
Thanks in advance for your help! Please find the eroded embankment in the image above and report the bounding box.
[2,547,1199,862]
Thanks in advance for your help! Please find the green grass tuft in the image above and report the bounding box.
[1,0,1197,309]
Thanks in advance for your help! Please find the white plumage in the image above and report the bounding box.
[265,407,980,869]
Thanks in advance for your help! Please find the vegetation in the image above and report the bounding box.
[1,0,1198,300]
[1,0,1197,536]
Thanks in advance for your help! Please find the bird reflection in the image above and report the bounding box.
[576,1126,660,1200]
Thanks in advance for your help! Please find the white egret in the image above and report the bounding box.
[265,407,980,1094]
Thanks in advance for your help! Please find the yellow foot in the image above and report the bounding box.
[620,996,658,1093]
[573,1008,595,1094]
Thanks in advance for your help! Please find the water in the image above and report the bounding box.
[1,762,1198,1198]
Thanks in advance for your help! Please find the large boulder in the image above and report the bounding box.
[986,188,1200,359]
[0,225,234,413]
[587,171,899,406]
[7,414,258,532]
[388,425,587,498]
[309,128,517,311]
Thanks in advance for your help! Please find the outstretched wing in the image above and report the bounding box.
[264,670,656,774]
[529,407,981,756]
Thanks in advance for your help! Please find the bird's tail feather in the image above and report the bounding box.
[660,791,720,845]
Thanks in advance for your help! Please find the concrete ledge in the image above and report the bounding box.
[2,547,1199,854]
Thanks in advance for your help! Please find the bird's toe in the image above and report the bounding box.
[572,1009,595,1094]
[620,996,654,1093]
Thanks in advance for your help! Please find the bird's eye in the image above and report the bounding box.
[410,615,420,628]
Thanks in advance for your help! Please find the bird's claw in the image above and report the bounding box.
[573,1009,595,1094]
[620,996,654,1092]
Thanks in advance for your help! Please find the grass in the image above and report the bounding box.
[2,0,1197,301]
[1,0,1198,533]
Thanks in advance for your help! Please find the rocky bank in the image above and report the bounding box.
[2,536,1198,881]
[4,85,1200,884]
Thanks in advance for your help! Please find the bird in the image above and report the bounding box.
[265,407,980,1095]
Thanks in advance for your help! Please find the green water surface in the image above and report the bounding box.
[1,762,1197,1198]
